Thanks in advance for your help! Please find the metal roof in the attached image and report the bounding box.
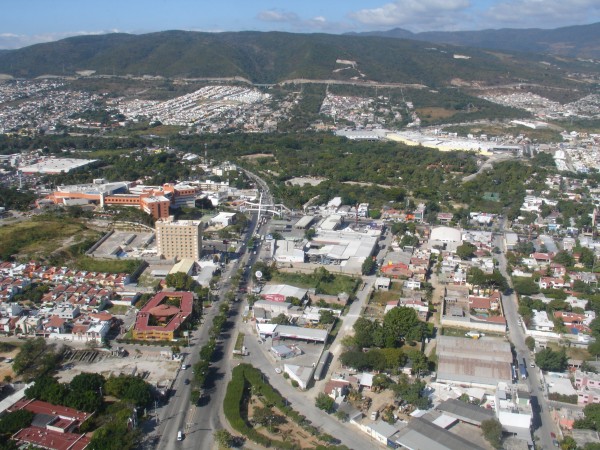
[394,418,485,450]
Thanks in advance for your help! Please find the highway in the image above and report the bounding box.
[495,226,557,450]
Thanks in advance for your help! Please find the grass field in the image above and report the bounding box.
[272,270,359,296]
[73,256,141,274]
[416,107,457,120]
[547,342,590,361]
[0,217,96,261]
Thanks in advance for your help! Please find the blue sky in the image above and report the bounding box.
[1,0,599,49]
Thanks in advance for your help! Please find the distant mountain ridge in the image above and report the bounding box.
[346,22,600,59]
[0,30,594,87]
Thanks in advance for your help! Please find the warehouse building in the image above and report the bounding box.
[436,335,513,388]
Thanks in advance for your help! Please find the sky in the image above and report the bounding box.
[1,0,599,49]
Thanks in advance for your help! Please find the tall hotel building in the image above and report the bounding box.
[156,216,202,260]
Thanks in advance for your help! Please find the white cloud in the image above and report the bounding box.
[484,0,600,28]
[256,9,299,23]
[348,0,471,29]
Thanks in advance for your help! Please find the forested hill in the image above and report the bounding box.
[348,22,600,60]
[0,30,592,87]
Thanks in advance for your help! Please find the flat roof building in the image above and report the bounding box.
[393,417,485,450]
[436,335,513,388]
[156,216,202,260]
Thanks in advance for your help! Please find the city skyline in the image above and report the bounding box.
[1,0,600,49]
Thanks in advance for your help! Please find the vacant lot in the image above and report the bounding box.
[0,217,98,261]
[416,107,457,120]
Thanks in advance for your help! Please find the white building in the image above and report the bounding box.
[532,310,554,331]
[273,240,305,263]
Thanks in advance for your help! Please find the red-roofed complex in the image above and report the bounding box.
[12,427,90,450]
[9,399,92,430]
[133,291,193,341]
[8,399,92,450]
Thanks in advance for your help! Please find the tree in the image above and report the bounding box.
[315,393,335,413]
[372,374,392,391]
[319,310,336,325]
[352,317,380,349]
[481,419,503,449]
[525,336,536,351]
[590,317,600,338]
[104,375,153,408]
[214,429,235,448]
[0,410,34,436]
[252,405,285,430]
[271,313,289,325]
[12,337,59,380]
[553,251,575,267]
[535,348,568,372]
[361,257,376,275]
[456,242,477,260]
[513,277,540,296]
[70,373,105,394]
[588,340,600,359]
[382,307,423,347]
[560,436,577,450]
[304,228,316,240]
[165,272,196,291]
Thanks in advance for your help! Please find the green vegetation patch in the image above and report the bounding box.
[73,256,142,274]
[0,216,95,261]
[272,267,359,296]
[224,364,346,449]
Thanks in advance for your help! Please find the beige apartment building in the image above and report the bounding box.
[156,216,202,260]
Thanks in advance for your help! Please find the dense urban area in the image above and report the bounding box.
[2,40,600,450]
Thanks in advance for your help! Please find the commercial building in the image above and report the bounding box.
[393,417,485,450]
[156,216,202,260]
[133,291,193,341]
[436,335,513,388]
[20,157,97,174]
[429,227,463,253]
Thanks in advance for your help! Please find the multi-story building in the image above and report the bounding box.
[575,370,600,405]
[156,216,202,260]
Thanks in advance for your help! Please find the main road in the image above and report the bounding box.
[494,224,557,450]
[153,212,260,450]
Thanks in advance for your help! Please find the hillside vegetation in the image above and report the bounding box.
[0,30,593,89]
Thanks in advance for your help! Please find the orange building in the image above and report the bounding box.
[133,291,194,341]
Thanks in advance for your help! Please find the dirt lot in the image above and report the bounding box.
[56,349,180,387]
[0,347,20,381]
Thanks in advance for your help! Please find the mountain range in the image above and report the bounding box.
[347,22,600,60]
[0,27,597,87]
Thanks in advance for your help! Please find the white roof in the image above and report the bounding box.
[261,284,308,299]
[360,372,374,387]
[432,414,458,429]
[430,226,462,243]
[498,411,532,429]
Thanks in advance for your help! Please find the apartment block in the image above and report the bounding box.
[155,216,202,260]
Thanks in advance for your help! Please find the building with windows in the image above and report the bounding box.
[133,291,193,341]
[155,216,202,260]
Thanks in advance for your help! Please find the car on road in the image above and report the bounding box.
[177,430,183,441]
[275,368,282,374]
[184,378,190,385]
[553,439,559,447]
